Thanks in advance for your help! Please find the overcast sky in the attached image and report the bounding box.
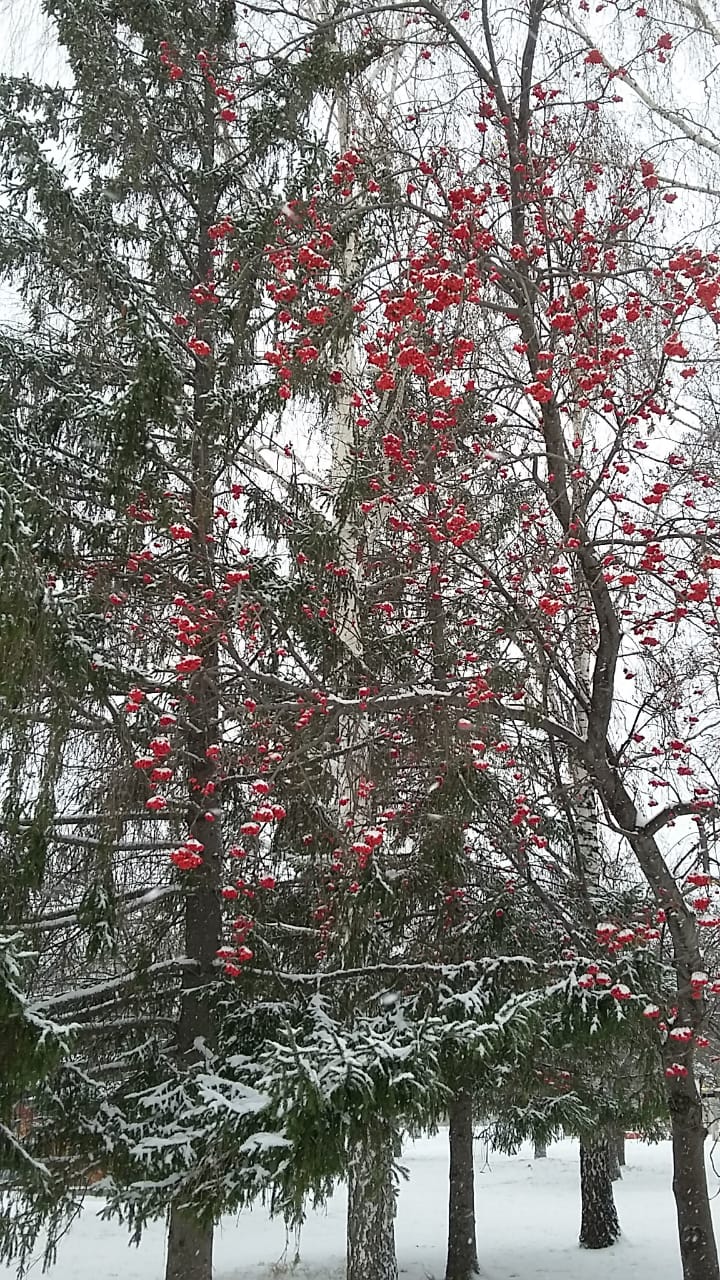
[0,0,68,79]
[0,0,71,324]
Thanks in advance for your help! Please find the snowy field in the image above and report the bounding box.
[3,1132,716,1280]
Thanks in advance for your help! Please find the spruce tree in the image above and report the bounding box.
[0,1,338,1273]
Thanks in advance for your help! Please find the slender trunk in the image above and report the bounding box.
[669,1077,720,1280]
[347,1134,398,1280]
[608,1133,621,1182]
[445,1090,479,1280]
[615,1130,625,1167]
[164,647,220,1280]
[579,1136,620,1249]
[330,70,399,1280]
[165,48,220,1280]
[534,1138,547,1159]
[595,762,720,1280]
[165,1208,214,1280]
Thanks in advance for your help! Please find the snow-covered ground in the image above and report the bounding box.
[4,1133,717,1280]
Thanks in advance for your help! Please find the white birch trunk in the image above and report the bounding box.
[318,53,400,1280]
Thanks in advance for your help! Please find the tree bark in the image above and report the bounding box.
[615,1130,625,1167]
[579,1136,620,1249]
[446,1089,479,1280]
[608,1134,621,1182]
[593,762,720,1280]
[347,1134,398,1280]
[534,1138,547,1159]
[669,1078,720,1280]
[165,1208,214,1280]
[164,50,221,1280]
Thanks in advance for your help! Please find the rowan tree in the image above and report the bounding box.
[249,3,720,1278]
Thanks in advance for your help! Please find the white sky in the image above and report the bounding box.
[0,0,67,79]
[0,0,70,324]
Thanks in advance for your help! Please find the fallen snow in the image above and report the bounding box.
[4,1133,718,1280]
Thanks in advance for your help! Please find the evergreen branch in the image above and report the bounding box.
[32,958,197,1013]
[249,955,537,984]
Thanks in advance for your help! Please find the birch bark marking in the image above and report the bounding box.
[347,1135,399,1280]
[445,1089,480,1280]
[579,1137,620,1249]
[321,57,399,1280]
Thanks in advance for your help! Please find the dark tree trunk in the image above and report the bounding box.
[164,649,220,1280]
[579,1136,620,1249]
[534,1138,547,1159]
[165,1208,214,1280]
[608,1134,621,1182]
[445,1090,479,1280]
[590,769,720,1278]
[164,61,222,1280]
[347,1134,398,1280]
[615,1130,626,1167]
[669,1076,720,1280]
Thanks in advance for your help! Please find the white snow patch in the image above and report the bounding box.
[0,1133,711,1279]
